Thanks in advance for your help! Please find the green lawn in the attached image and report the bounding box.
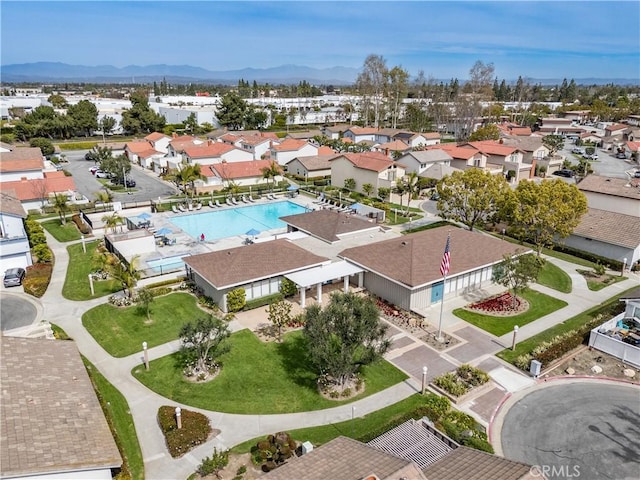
[41,219,82,242]
[576,270,628,291]
[62,240,122,300]
[453,289,568,336]
[83,292,202,357]
[497,287,633,364]
[537,260,572,293]
[230,393,427,453]
[82,356,144,480]
[132,329,408,414]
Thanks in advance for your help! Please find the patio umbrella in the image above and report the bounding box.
[156,227,173,236]
[287,185,299,191]
[245,228,261,237]
[139,212,152,220]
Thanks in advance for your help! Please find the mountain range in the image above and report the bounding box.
[1,62,638,86]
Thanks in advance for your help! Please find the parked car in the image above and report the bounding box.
[634,171,640,178]
[584,153,598,160]
[616,152,627,159]
[95,170,110,178]
[89,166,99,174]
[571,148,585,154]
[114,177,136,188]
[3,267,26,287]
[553,169,575,178]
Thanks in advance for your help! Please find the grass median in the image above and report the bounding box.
[132,329,408,414]
[41,219,82,242]
[537,260,572,293]
[453,288,568,336]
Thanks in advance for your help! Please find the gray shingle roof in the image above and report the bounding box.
[183,238,329,288]
[571,208,640,248]
[339,226,525,288]
[0,337,121,477]
[578,175,640,200]
[422,446,533,480]
[0,190,27,218]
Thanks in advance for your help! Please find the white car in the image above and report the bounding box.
[95,170,110,178]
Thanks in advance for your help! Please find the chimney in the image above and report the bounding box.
[172,132,177,138]
[208,139,213,146]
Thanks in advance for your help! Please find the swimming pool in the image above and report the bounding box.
[146,254,191,274]
[169,201,308,241]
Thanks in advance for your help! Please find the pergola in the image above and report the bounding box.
[285,261,364,307]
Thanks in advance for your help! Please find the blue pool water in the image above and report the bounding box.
[169,201,308,241]
[147,254,190,273]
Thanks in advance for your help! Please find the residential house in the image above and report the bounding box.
[183,141,253,166]
[427,144,496,173]
[577,174,640,217]
[601,124,628,152]
[199,159,282,193]
[0,190,32,271]
[563,208,640,268]
[393,131,441,147]
[270,139,318,166]
[562,110,591,123]
[0,337,121,480]
[285,154,337,179]
[537,117,582,136]
[373,139,411,158]
[125,140,165,170]
[329,152,405,197]
[342,126,378,143]
[0,171,81,211]
[237,134,272,160]
[395,150,453,175]
[500,135,554,176]
[166,134,205,159]
[321,124,352,140]
[144,132,172,153]
[579,131,602,146]
[339,226,525,312]
[183,239,330,312]
[466,140,531,182]
[286,129,323,142]
[419,163,461,181]
[0,147,44,182]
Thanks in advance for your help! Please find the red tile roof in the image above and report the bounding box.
[427,144,478,160]
[347,126,379,135]
[272,138,308,152]
[0,172,77,201]
[0,148,44,172]
[334,152,402,172]
[467,141,520,156]
[377,140,410,151]
[209,159,280,179]
[144,132,170,142]
[184,142,235,158]
[317,145,336,155]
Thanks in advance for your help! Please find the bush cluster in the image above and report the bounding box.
[433,365,490,397]
[71,214,91,234]
[243,292,283,311]
[23,263,53,297]
[151,287,173,297]
[157,406,212,458]
[227,288,246,312]
[252,432,297,472]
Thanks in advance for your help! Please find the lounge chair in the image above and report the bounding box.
[231,197,239,205]
[215,199,222,207]
[188,203,194,211]
[208,201,216,208]
[241,195,249,203]
[195,202,202,210]
[247,195,256,203]
[178,204,187,212]
[172,205,179,213]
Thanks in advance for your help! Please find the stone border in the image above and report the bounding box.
[429,379,494,405]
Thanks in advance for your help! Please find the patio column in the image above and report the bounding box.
[300,287,306,308]
[358,272,364,288]
[343,275,349,293]
[316,283,323,305]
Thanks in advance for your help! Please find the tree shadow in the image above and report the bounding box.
[588,404,640,465]
[274,334,318,392]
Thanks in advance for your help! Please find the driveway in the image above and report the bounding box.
[499,381,640,480]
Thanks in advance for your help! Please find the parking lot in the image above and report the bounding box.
[560,139,638,179]
[60,150,178,203]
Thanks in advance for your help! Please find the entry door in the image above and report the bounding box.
[431,282,444,303]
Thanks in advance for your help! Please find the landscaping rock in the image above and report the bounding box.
[565,367,575,375]
[590,365,603,374]
[623,368,636,378]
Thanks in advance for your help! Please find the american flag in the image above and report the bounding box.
[440,234,451,277]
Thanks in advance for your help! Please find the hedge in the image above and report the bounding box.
[71,214,91,234]
[243,292,283,311]
[157,406,211,458]
[23,263,53,297]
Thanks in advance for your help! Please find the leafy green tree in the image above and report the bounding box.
[121,91,165,134]
[216,92,247,130]
[52,193,69,225]
[244,106,268,130]
[405,102,432,133]
[387,65,409,128]
[362,183,374,197]
[183,112,199,135]
[267,299,292,342]
[542,134,564,156]
[47,94,68,108]
[86,145,113,164]
[101,154,131,183]
[95,190,113,204]
[377,186,390,201]
[67,99,98,137]
[344,178,356,191]
[469,124,501,141]
[197,447,229,479]
[109,255,141,298]
[303,292,390,389]
[29,137,55,156]
[492,252,543,308]
[135,287,155,320]
[99,115,117,137]
[392,178,409,213]
[261,161,281,192]
[179,315,230,374]
[436,169,513,231]
[509,179,588,255]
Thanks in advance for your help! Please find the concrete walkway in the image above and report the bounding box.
[37,228,639,479]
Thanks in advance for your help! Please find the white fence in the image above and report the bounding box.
[588,315,640,368]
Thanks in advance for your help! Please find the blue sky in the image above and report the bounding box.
[2,1,639,80]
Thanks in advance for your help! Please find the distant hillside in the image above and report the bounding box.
[1,62,638,86]
[0,62,360,85]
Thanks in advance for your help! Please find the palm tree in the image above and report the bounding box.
[102,212,123,234]
[261,161,281,193]
[52,193,69,225]
[95,190,113,206]
[109,255,141,299]
[405,172,420,214]
[182,163,205,198]
[392,178,408,214]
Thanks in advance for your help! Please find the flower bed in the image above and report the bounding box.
[430,364,491,404]
[467,292,528,316]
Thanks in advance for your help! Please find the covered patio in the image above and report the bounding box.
[285,260,364,308]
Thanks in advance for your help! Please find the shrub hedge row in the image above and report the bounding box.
[71,214,91,234]
[243,292,283,311]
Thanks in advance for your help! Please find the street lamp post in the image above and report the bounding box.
[142,341,149,370]
[175,407,182,429]
[88,274,94,296]
[422,366,428,395]
[622,258,627,276]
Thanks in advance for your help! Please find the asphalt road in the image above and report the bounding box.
[61,150,178,203]
[501,382,640,480]
[560,138,637,180]
[0,293,37,331]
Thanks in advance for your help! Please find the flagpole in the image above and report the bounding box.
[436,272,446,342]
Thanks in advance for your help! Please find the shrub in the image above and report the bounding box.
[151,287,172,297]
[71,214,91,234]
[197,447,229,478]
[279,277,297,297]
[23,263,53,297]
[433,372,468,397]
[32,244,53,263]
[421,392,451,420]
[243,292,283,311]
[28,231,47,247]
[157,406,212,458]
[253,432,296,472]
[227,288,246,313]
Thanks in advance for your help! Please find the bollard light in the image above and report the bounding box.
[422,366,428,395]
[175,407,182,429]
[512,325,519,351]
[143,342,149,370]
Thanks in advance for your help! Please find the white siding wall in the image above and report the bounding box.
[583,193,640,218]
[563,235,639,265]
